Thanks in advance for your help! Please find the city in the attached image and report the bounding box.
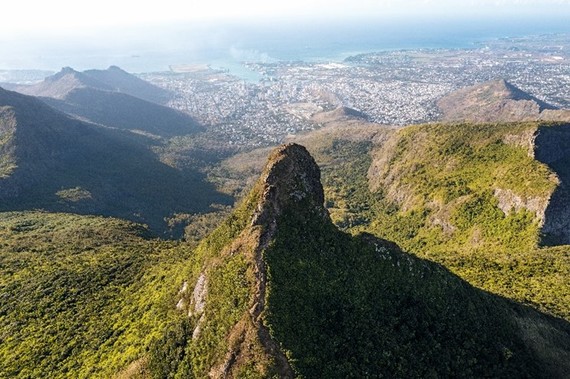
[142,34,570,148]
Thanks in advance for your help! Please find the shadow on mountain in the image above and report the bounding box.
[534,123,570,245]
[11,66,197,138]
[166,143,570,378]
[41,87,201,138]
[0,126,232,236]
[0,87,231,237]
[83,65,173,105]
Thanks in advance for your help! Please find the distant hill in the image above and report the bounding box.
[152,143,570,378]
[14,66,112,99]
[0,87,229,233]
[311,105,369,125]
[438,79,570,122]
[12,67,199,137]
[83,65,173,105]
[41,87,202,137]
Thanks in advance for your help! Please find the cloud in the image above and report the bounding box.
[229,47,276,63]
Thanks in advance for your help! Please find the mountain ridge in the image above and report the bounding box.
[83,65,173,105]
[160,143,570,378]
[16,67,112,99]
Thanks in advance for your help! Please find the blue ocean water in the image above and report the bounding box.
[2,15,570,79]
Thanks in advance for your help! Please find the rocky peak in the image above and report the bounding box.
[49,67,80,81]
[251,143,328,227]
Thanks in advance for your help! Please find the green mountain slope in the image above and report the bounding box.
[361,122,570,314]
[160,143,570,378]
[2,143,569,378]
[0,87,230,233]
[209,122,570,321]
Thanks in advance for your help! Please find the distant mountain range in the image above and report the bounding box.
[0,87,229,233]
[438,79,570,123]
[9,66,200,137]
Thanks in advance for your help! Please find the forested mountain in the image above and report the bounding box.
[0,87,229,233]
[1,70,570,378]
[214,121,570,321]
[149,143,570,378]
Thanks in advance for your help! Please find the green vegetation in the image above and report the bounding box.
[264,201,542,378]
[1,133,569,378]
[207,123,569,320]
[0,212,195,378]
[147,183,265,378]
[56,186,93,202]
[316,122,569,320]
[147,143,569,377]
[0,89,231,236]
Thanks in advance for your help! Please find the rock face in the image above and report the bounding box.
[494,187,551,224]
[175,143,570,378]
[534,124,570,244]
[251,143,328,227]
[438,79,569,123]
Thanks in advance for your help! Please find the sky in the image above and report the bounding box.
[1,0,570,71]
[3,0,570,35]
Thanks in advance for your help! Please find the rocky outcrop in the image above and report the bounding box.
[494,188,551,224]
[534,124,570,244]
[251,143,328,227]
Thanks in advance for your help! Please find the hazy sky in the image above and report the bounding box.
[3,0,570,35]
[2,0,570,71]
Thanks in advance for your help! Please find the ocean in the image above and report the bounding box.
[2,15,570,80]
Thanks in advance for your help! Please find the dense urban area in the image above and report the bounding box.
[140,34,570,147]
